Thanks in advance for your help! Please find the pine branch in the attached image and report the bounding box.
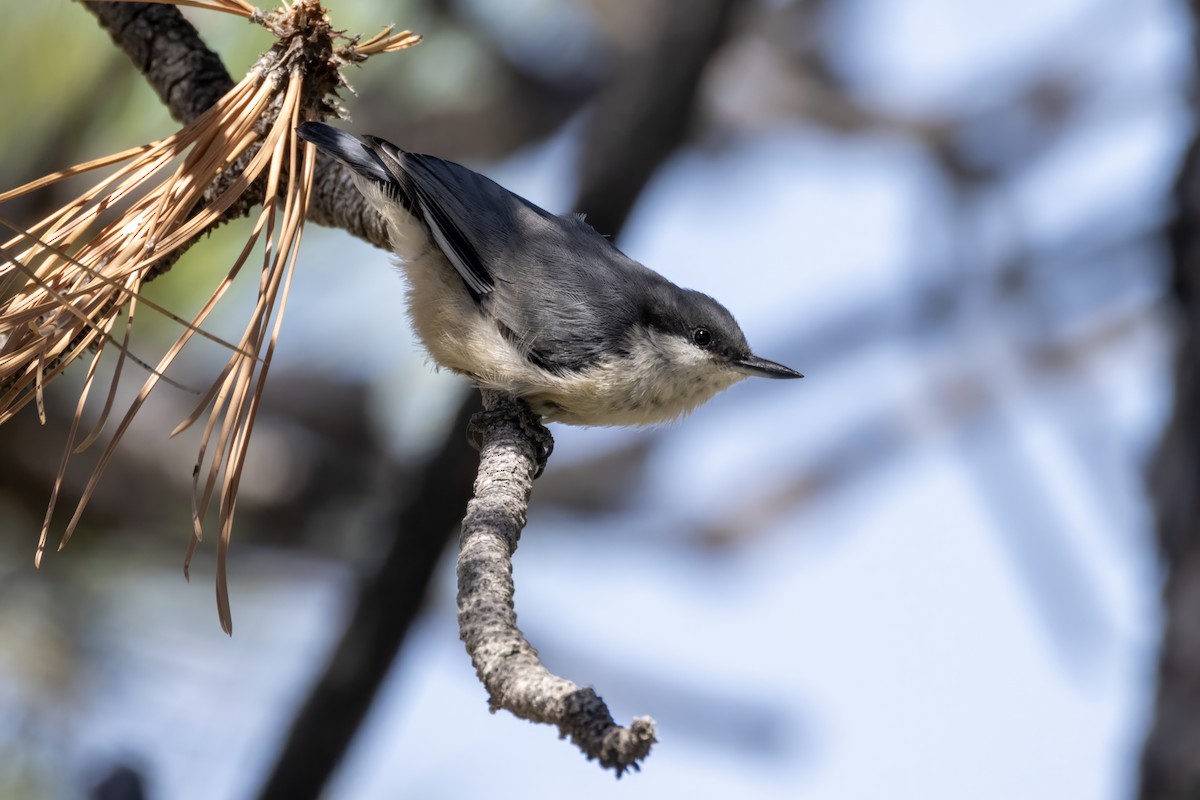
[84,0,392,253]
[457,391,656,775]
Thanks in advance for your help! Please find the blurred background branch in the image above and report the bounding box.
[1140,1,1200,794]
[571,0,740,236]
[256,394,479,800]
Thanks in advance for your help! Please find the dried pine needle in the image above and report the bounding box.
[352,26,422,56]
[0,0,421,633]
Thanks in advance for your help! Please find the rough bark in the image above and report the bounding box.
[85,1,235,125]
[305,153,392,251]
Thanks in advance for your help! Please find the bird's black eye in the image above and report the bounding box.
[692,327,713,348]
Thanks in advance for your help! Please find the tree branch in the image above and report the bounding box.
[305,154,392,250]
[457,391,656,775]
[1139,20,1200,792]
[84,0,392,253]
[85,1,235,125]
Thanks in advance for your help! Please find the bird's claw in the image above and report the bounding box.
[522,418,554,478]
[467,405,554,478]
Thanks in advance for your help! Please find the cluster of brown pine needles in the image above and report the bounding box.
[0,0,420,633]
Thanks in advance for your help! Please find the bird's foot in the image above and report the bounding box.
[522,417,554,478]
[468,402,554,478]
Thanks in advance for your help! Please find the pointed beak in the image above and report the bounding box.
[732,354,804,379]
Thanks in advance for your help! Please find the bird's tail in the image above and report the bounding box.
[296,121,393,186]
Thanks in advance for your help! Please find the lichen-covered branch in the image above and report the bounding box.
[457,391,656,776]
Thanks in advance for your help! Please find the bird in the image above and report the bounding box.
[296,121,801,428]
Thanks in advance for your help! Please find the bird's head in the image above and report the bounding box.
[625,283,802,419]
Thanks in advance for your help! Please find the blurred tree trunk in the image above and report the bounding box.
[1140,7,1200,796]
[573,0,741,236]
[256,396,481,800]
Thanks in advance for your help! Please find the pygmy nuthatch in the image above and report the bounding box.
[297,122,802,427]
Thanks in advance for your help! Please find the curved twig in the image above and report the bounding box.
[457,390,657,776]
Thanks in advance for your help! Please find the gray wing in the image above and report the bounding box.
[482,214,670,374]
[298,123,662,372]
[359,137,666,373]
